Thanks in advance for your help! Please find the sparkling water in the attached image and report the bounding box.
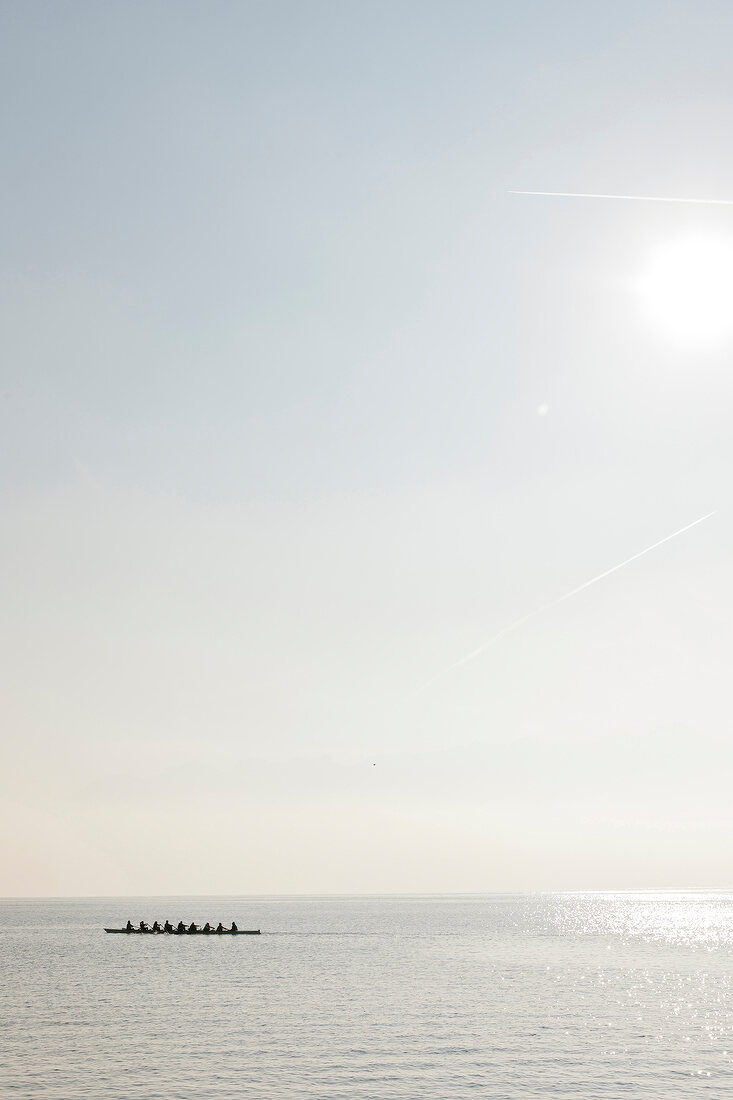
[2,894,731,1097]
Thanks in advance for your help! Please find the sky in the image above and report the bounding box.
[2,1,733,895]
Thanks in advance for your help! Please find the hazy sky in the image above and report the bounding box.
[3,1,733,895]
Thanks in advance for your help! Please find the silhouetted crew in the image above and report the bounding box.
[202,922,211,933]
[152,920,160,932]
[164,920,173,933]
[231,921,238,932]
[126,920,133,932]
[188,922,198,934]
[177,921,186,934]
[139,921,148,933]
[216,922,224,933]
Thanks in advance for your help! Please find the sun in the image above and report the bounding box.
[634,233,733,349]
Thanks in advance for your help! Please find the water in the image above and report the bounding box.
[2,894,732,1097]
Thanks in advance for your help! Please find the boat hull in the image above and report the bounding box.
[104,928,260,935]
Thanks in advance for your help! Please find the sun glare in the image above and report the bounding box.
[634,233,733,349]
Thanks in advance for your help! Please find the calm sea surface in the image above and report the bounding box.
[2,893,732,1098]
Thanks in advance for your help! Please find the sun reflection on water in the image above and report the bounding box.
[542,892,733,950]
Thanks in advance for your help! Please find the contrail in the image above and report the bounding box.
[414,509,716,695]
[509,190,733,207]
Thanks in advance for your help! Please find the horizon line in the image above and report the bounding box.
[3,888,732,899]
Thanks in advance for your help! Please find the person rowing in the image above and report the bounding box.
[164,920,173,933]
[202,922,211,934]
[177,921,186,934]
[188,921,198,934]
[231,921,238,932]
[152,920,160,933]
[126,920,133,932]
[216,922,224,933]
[139,920,149,933]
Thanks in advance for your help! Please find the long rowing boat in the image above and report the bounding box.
[104,928,260,935]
